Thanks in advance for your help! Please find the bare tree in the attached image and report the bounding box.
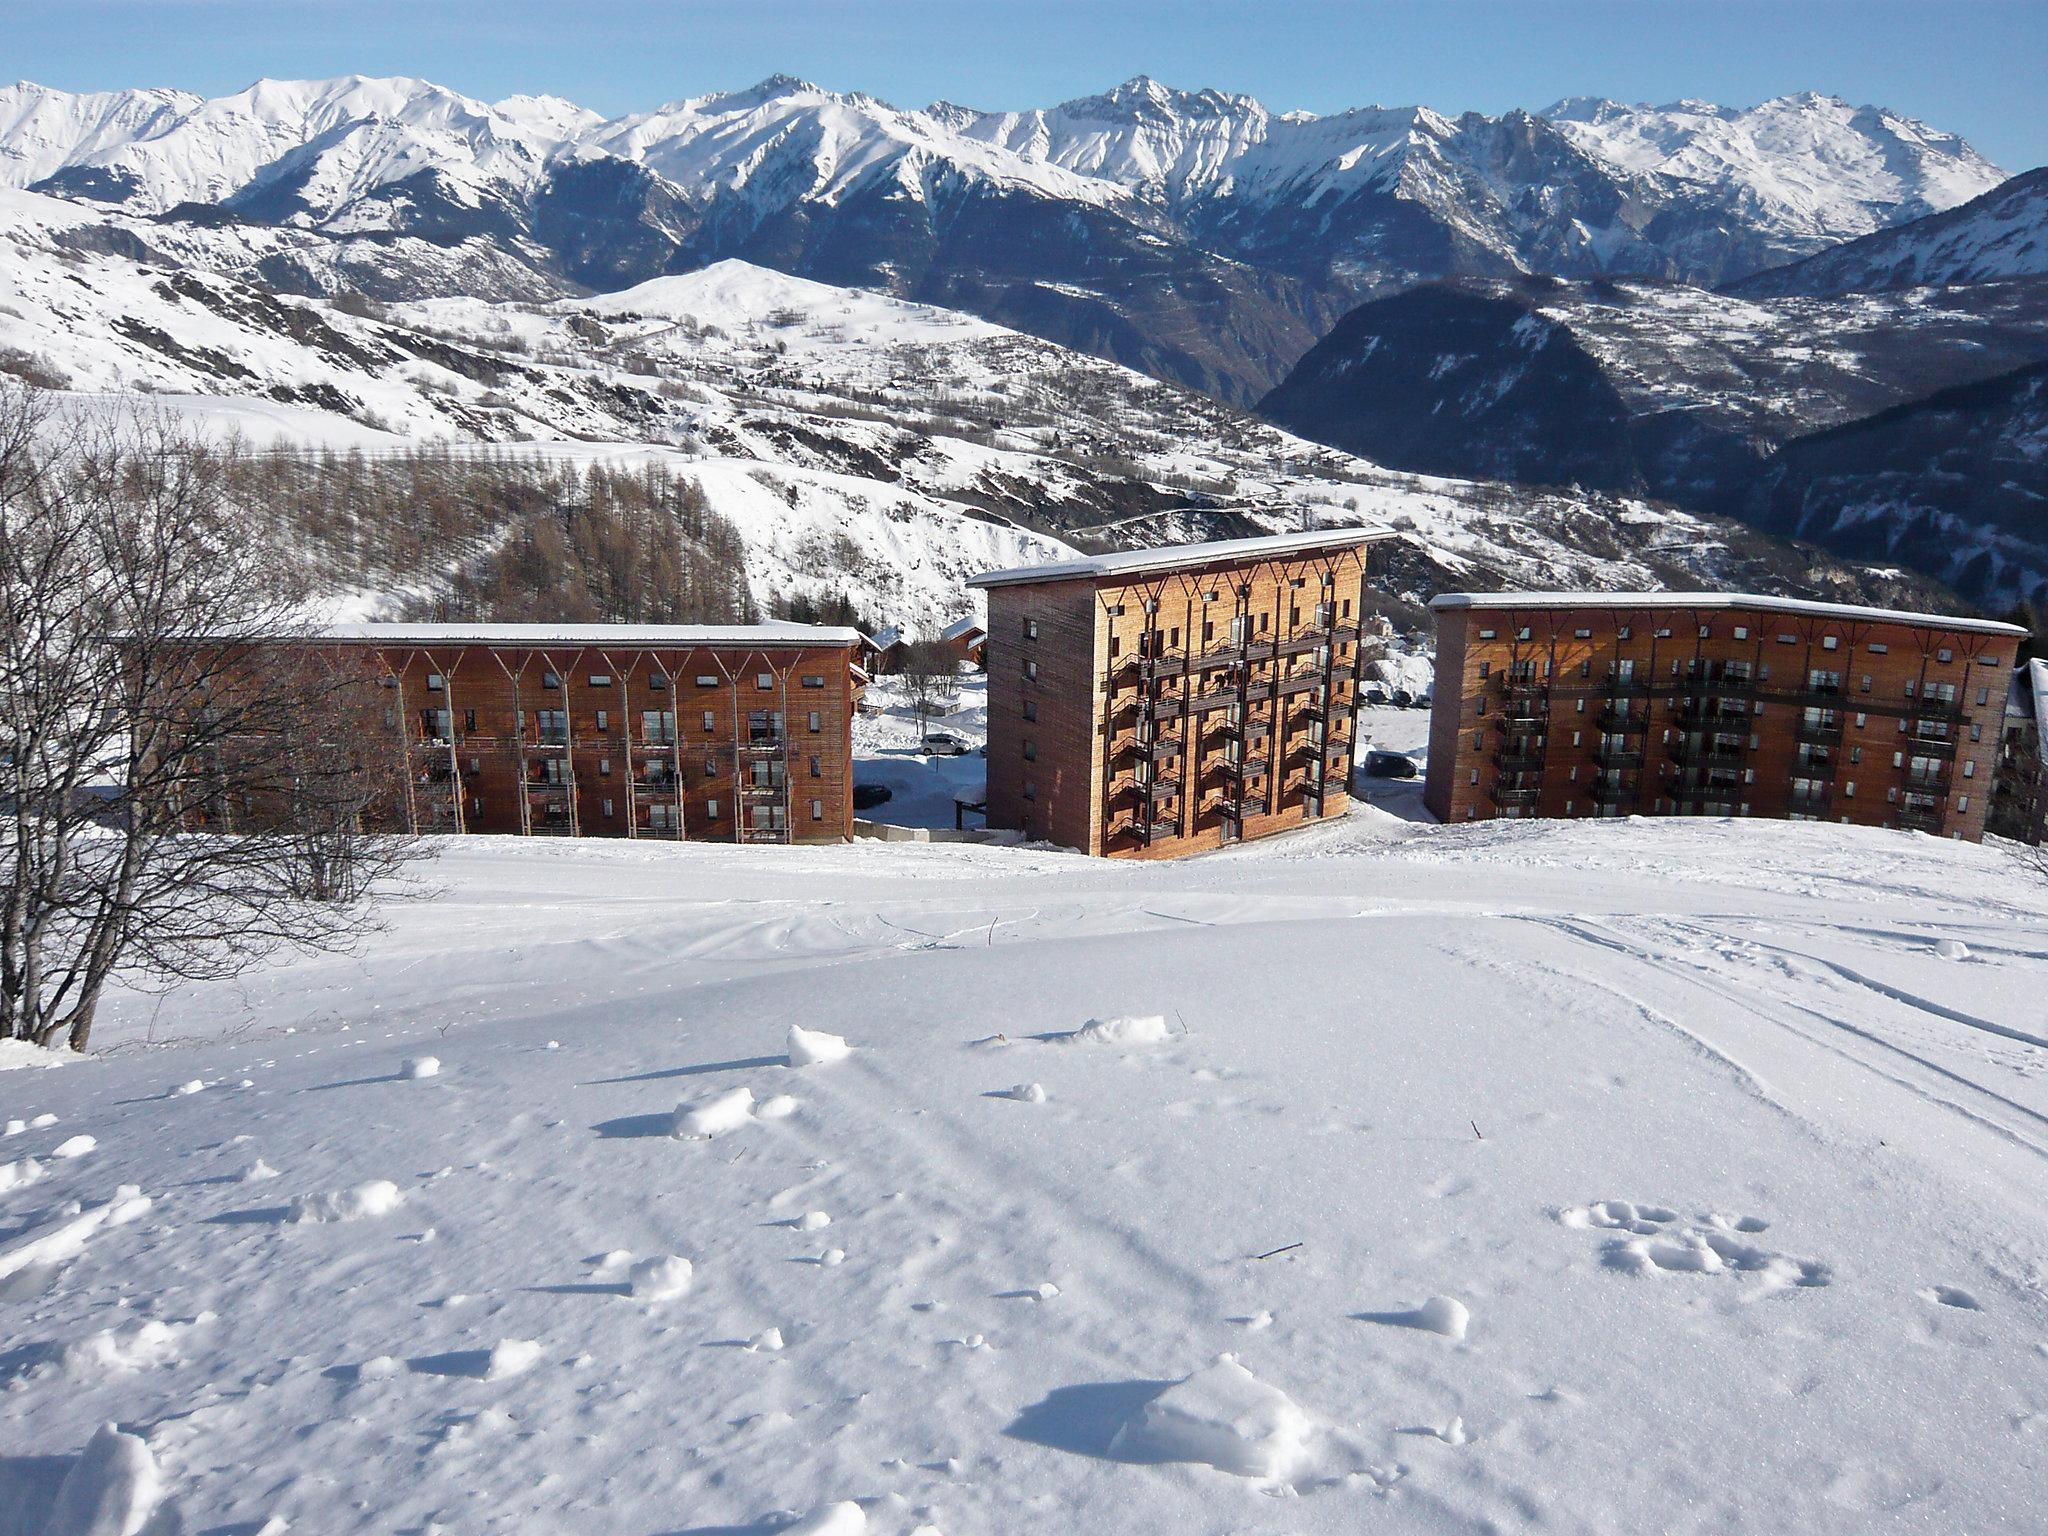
[898,639,961,744]
[0,384,426,1051]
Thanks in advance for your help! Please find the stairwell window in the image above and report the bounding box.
[1022,700,1036,722]
[808,710,822,732]
[811,799,824,822]
[810,755,822,777]
[706,799,719,819]
[703,710,716,732]
[1024,618,1039,639]
[1023,740,1037,761]
[1025,659,1039,680]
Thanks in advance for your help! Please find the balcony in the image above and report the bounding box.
[1793,685,1848,709]
[1904,733,1959,760]
[1603,675,1656,698]
[1208,753,1268,781]
[1119,773,1182,800]
[1679,671,1758,699]
[1794,716,1843,747]
[1597,707,1647,734]
[740,779,788,798]
[1669,781,1743,812]
[1489,784,1542,809]
[1904,770,1951,795]
[1492,743,1548,772]
[1115,730,1184,762]
[738,739,787,756]
[1667,737,1747,766]
[1789,789,1832,815]
[1591,744,1643,770]
[1897,805,1946,833]
[1910,696,1964,723]
[1286,736,1325,764]
[1112,815,1179,841]
[1587,780,1638,808]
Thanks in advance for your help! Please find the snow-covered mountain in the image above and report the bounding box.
[0,185,1944,629]
[1733,166,2048,297]
[0,75,2007,401]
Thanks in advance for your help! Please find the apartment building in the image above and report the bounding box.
[969,527,1391,858]
[1990,658,2047,844]
[1423,593,2025,840]
[278,622,864,844]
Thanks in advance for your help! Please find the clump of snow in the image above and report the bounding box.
[797,1210,831,1232]
[1935,938,1970,961]
[401,1056,441,1079]
[0,1189,152,1283]
[4,1119,23,1135]
[787,1025,851,1068]
[820,1248,847,1267]
[0,1157,42,1195]
[782,1503,866,1536]
[240,1159,280,1182]
[674,1086,756,1138]
[172,1079,206,1096]
[0,1038,71,1072]
[1067,1015,1171,1046]
[31,1112,59,1128]
[484,1339,543,1380]
[755,1094,799,1120]
[629,1255,694,1301]
[40,1423,161,1536]
[1404,1295,1471,1340]
[747,1327,786,1353]
[52,1134,97,1160]
[1110,1356,1316,1481]
[358,1355,403,1382]
[1001,1082,1047,1102]
[58,1314,213,1377]
[288,1179,404,1224]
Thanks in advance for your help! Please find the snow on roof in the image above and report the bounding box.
[301,622,864,648]
[2017,658,2048,732]
[868,626,904,651]
[938,616,986,642]
[967,526,1392,589]
[1429,591,2028,639]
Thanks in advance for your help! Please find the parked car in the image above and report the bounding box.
[1410,692,1433,710]
[1389,688,1413,709]
[1365,750,1419,779]
[921,731,972,756]
[853,783,894,810]
[1363,685,1390,705]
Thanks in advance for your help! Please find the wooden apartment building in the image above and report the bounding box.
[270,623,865,844]
[1423,593,2026,841]
[1990,658,2047,845]
[969,527,1391,858]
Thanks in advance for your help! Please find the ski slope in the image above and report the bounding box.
[2,810,2044,1534]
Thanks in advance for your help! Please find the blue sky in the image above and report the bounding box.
[15,0,2046,171]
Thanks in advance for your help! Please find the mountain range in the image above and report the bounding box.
[0,74,2010,401]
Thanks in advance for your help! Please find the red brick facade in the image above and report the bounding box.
[1423,595,2026,841]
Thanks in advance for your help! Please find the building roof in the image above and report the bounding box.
[2013,657,2048,726]
[938,616,987,643]
[1428,590,2028,640]
[867,626,904,652]
[967,526,1392,590]
[302,621,864,648]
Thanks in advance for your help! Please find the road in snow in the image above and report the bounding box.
[1,810,2044,1534]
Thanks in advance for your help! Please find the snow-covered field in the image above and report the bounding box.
[4,807,2046,1534]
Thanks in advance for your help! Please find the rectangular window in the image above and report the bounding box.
[595,710,609,733]
[603,798,614,817]
[1024,740,1037,761]
[1023,781,1036,801]
[1025,659,1039,680]
[810,755,822,778]
[1822,637,1839,651]
[599,759,611,776]
[1478,629,1497,640]
[801,675,825,689]
[703,710,716,732]
[1938,648,1953,664]
[706,799,719,819]
[1024,618,1039,639]
[705,756,718,777]
[1868,643,1888,655]
[1022,699,1037,722]
[810,799,823,821]
[1963,759,1975,778]
[426,673,445,691]
[648,673,668,691]
[757,672,774,691]
[695,675,718,688]
[589,673,612,687]
[642,711,676,744]
[542,671,561,689]
[808,710,822,732]
[1733,626,1748,641]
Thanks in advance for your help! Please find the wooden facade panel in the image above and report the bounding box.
[1424,600,2021,843]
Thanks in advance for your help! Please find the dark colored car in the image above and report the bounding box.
[853,783,894,810]
[1364,750,1419,779]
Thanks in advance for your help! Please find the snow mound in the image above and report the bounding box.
[1110,1356,1318,1481]
[240,1159,280,1183]
[1067,1015,1172,1047]
[40,1423,160,1536]
[1935,938,1970,961]
[0,1157,42,1195]
[747,1327,785,1352]
[1001,1082,1047,1103]
[401,1056,441,1079]
[0,1038,71,1072]
[58,1314,212,1377]
[787,1025,852,1068]
[782,1503,866,1536]
[674,1086,756,1138]
[629,1255,694,1301]
[755,1093,799,1120]
[0,1188,151,1283]
[52,1135,97,1160]
[797,1210,831,1232]
[484,1339,542,1380]
[1403,1295,1470,1340]
[172,1079,206,1096]
[288,1179,404,1223]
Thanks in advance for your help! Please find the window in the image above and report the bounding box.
[599,759,611,776]
[1938,648,1953,664]
[1023,740,1037,761]
[603,798,614,817]
[642,710,676,744]
[757,672,774,691]
[1022,699,1037,722]
[1517,627,1532,641]
[1478,629,1497,640]
[810,799,823,821]
[589,673,612,688]
[1869,643,1889,655]
[1844,781,1856,797]
[464,710,477,733]
[543,671,561,689]
[808,710,822,732]
[1024,618,1039,639]
[1341,600,1352,618]
[1822,637,1839,651]
[1617,626,1631,641]
[1860,676,1872,694]
[706,798,720,819]
[595,710,609,733]
[1023,781,1037,801]
[1776,634,1796,645]
[703,710,716,733]
[426,673,444,691]
[801,675,825,689]
[705,756,719,777]
[648,673,668,691]
[695,675,717,688]
[1025,659,1039,680]
[1733,626,1748,641]
[1478,661,1491,679]
[1963,759,1976,778]
[1699,625,1711,639]
[1574,628,1592,639]
[1977,687,1990,706]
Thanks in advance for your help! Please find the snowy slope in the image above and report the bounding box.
[1733,166,2048,297]
[2,813,2043,1532]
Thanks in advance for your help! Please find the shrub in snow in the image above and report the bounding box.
[52,1134,96,1159]
[401,1056,441,1080]
[787,1025,852,1067]
[288,1180,405,1224]
[1109,1356,1316,1481]
[674,1086,755,1138]
[1069,1015,1171,1047]
[629,1255,694,1301]
[40,1423,160,1536]
[782,1503,866,1536]
[484,1339,543,1380]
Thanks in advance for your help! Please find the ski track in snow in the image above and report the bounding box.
[1,811,2044,1532]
